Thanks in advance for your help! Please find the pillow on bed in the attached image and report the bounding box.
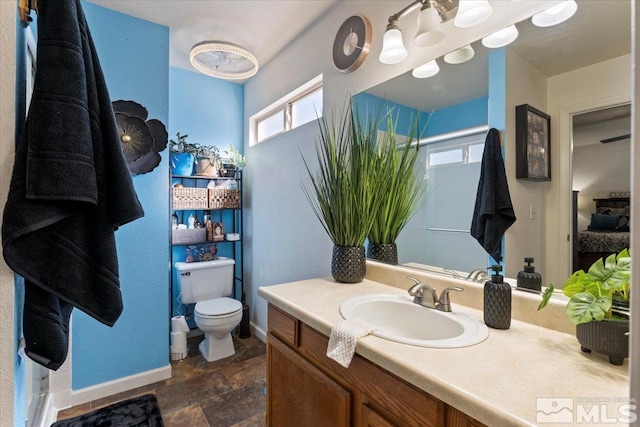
[588,214,621,231]
[596,206,630,216]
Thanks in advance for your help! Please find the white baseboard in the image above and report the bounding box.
[70,364,172,407]
[250,321,266,342]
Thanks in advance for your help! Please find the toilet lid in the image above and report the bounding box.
[195,297,242,317]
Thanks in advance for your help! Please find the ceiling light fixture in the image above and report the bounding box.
[190,41,259,80]
[482,24,519,48]
[531,0,578,28]
[412,59,440,78]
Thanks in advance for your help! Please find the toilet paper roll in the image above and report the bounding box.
[170,331,187,347]
[170,344,187,361]
[171,315,189,333]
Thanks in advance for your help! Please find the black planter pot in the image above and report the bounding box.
[219,163,237,178]
[576,319,629,365]
[367,243,398,265]
[331,245,366,283]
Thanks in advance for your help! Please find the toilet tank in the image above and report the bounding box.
[175,257,236,304]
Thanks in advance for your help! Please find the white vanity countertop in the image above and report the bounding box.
[258,277,630,427]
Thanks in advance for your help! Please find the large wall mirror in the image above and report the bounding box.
[354,0,631,282]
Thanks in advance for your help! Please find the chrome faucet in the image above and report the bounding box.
[467,268,489,282]
[407,277,463,312]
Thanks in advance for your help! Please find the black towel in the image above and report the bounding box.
[2,0,144,370]
[470,128,516,262]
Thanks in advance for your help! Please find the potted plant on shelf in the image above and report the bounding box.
[219,144,246,177]
[367,112,427,264]
[538,248,630,365]
[301,103,383,283]
[194,144,220,177]
[169,132,198,176]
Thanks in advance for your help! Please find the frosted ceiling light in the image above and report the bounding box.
[412,60,440,78]
[454,0,493,28]
[532,0,578,27]
[444,44,475,64]
[190,41,259,80]
[482,25,519,48]
[414,2,445,47]
[379,22,408,64]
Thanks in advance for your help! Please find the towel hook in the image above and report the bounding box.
[18,0,39,28]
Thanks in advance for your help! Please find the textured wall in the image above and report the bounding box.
[71,2,170,390]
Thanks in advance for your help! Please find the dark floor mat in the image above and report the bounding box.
[52,394,164,427]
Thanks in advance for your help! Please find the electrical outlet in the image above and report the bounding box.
[529,205,536,220]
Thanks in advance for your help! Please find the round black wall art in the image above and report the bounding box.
[112,100,168,175]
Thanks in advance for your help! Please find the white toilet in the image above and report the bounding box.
[175,258,242,362]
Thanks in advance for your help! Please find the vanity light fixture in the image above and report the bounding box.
[412,59,440,78]
[379,0,458,64]
[190,41,259,80]
[482,24,519,48]
[443,44,475,64]
[531,0,578,28]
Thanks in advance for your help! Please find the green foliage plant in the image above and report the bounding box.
[301,102,384,248]
[169,132,198,154]
[368,110,427,245]
[538,248,630,325]
[223,144,246,169]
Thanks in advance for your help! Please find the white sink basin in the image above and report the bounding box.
[339,294,489,348]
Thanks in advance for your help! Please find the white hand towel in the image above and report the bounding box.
[326,318,377,368]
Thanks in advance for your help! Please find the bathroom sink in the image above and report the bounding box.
[339,294,488,348]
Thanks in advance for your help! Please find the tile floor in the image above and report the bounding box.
[56,334,267,427]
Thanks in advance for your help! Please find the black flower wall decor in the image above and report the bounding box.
[112,100,168,175]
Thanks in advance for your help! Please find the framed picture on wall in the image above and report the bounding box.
[515,104,551,181]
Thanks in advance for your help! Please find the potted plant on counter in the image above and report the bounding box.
[169,132,198,176]
[301,103,383,283]
[538,248,630,365]
[367,112,427,264]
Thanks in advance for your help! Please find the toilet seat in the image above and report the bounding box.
[195,297,242,318]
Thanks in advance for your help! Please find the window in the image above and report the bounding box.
[425,132,486,167]
[250,75,323,146]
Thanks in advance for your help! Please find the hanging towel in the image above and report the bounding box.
[326,318,377,368]
[1,0,144,370]
[470,128,516,262]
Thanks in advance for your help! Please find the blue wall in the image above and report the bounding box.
[353,91,488,139]
[71,2,170,389]
[168,67,244,319]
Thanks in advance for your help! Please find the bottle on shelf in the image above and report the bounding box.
[187,214,196,229]
[204,211,213,241]
[171,212,178,230]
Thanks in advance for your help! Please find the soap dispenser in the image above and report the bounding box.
[484,265,511,330]
[516,257,542,292]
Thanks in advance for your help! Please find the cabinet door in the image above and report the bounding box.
[267,335,351,427]
[360,404,396,427]
[446,406,487,427]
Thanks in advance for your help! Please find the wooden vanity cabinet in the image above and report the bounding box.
[266,304,487,427]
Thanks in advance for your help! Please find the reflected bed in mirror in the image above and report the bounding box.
[355,0,631,286]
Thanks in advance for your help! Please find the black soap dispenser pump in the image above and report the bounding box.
[517,257,542,292]
[484,265,511,330]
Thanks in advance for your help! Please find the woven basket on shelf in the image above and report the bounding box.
[172,187,208,210]
[208,189,240,209]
